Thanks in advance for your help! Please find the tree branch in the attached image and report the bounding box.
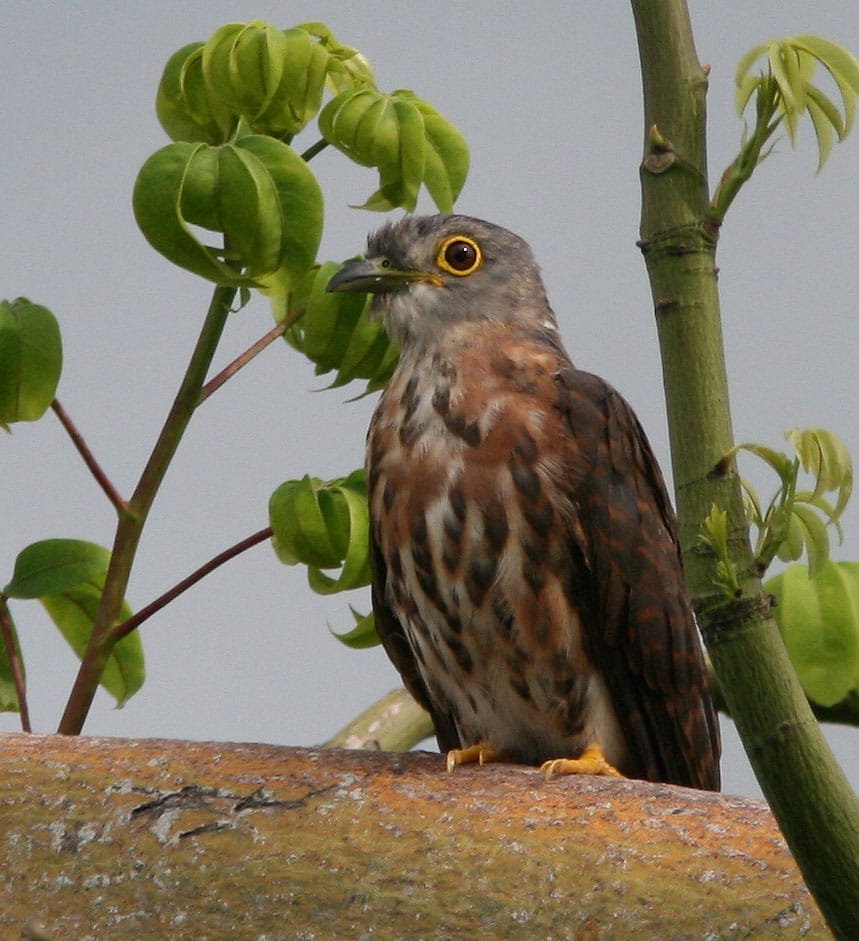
[0,733,827,939]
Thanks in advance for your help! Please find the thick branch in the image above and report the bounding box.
[0,733,825,939]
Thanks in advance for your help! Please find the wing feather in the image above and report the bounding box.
[557,367,721,790]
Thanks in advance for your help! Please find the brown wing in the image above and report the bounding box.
[368,532,461,752]
[557,367,721,790]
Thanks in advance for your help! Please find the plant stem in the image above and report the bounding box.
[0,600,30,732]
[51,399,127,513]
[198,301,305,404]
[57,284,236,736]
[300,138,329,162]
[109,527,272,642]
[631,3,859,935]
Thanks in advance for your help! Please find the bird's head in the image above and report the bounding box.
[326,214,557,351]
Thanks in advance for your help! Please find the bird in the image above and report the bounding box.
[327,213,721,790]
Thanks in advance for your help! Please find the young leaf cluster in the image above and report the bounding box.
[269,470,371,594]
[319,88,468,212]
[136,20,468,293]
[711,34,859,222]
[2,19,468,731]
[701,427,852,593]
[738,429,852,578]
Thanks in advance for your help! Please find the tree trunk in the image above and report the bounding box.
[1,733,827,939]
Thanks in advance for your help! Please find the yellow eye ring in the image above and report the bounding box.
[436,235,483,276]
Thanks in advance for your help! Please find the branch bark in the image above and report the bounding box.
[0,733,825,939]
[630,2,859,936]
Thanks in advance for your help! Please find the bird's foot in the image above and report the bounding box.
[540,744,624,780]
[446,741,503,773]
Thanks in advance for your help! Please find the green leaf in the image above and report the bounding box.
[4,539,111,599]
[413,98,470,213]
[307,473,372,593]
[735,43,770,96]
[794,34,859,135]
[331,608,380,649]
[252,27,331,137]
[786,427,853,519]
[735,34,859,172]
[134,138,319,288]
[0,298,62,424]
[216,143,284,277]
[318,87,468,212]
[767,561,859,706]
[699,504,741,596]
[41,581,144,708]
[237,135,324,287]
[3,540,142,708]
[805,93,836,171]
[276,262,398,395]
[300,21,377,95]
[270,476,341,569]
[788,503,831,577]
[156,42,236,144]
[269,470,372,596]
[770,43,803,143]
[202,21,290,121]
[133,142,249,286]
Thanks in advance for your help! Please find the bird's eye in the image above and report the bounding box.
[436,236,483,276]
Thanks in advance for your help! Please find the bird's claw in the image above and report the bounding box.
[541,744,624,780]
[446,742,502,773]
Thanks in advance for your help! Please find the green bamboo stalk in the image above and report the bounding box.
[57,283,236,736]
[630,2,859,936]
[323,688,435,752]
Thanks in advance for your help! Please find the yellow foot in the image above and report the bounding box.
[446,742,503,773]
[540,744,625,781]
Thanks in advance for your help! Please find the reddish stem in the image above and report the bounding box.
[110,527,273,642]
[198,303,306,404]
[51,399,127,513]
[0,601,31,732]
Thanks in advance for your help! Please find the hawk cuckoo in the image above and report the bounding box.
[328,214,721,790]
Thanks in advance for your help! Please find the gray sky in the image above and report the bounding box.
[3,2,858,799]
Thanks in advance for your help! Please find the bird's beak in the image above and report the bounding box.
[326,256,442,294]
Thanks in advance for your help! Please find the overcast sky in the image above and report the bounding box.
[3,2,858,799]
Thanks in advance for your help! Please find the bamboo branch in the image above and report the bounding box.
[322,687,434,752]
[630,2,859,936]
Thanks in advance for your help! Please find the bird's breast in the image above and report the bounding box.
[367,333,628,766]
